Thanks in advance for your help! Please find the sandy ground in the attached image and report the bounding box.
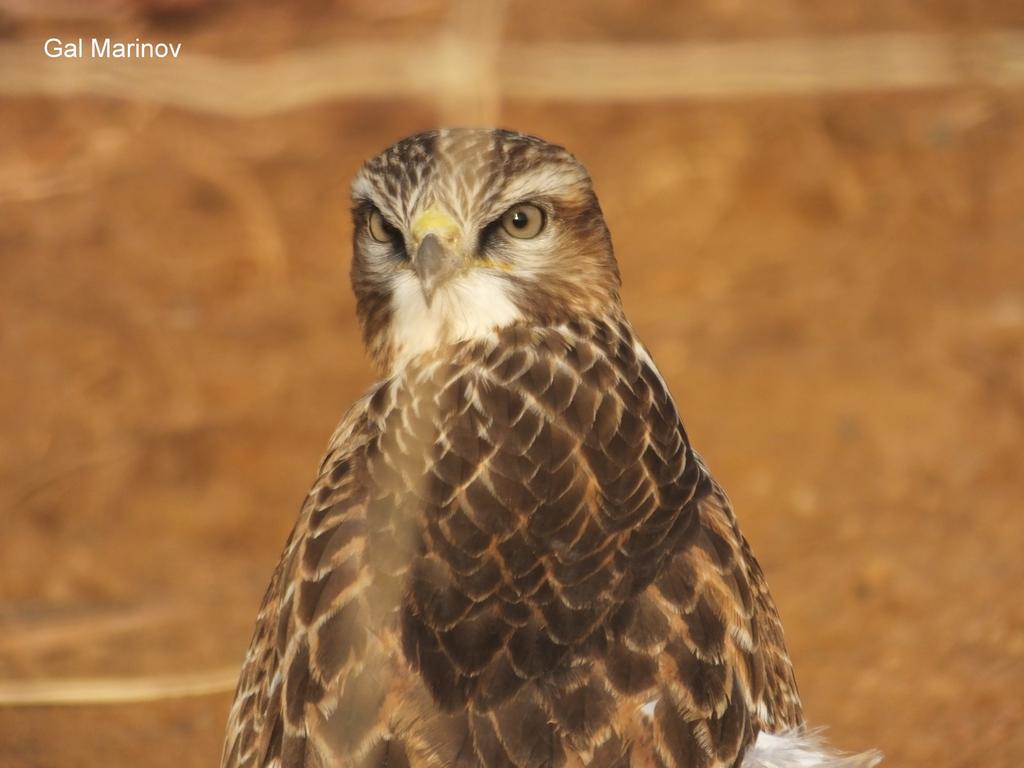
[1,2,1023,767]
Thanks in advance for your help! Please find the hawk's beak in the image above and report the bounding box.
[414,234,460,307]
[411,209,461,307]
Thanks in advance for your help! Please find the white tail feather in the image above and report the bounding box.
[741,729,883,768]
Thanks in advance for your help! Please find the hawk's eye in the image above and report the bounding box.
[368,210,398,243]
[501,204,545,239]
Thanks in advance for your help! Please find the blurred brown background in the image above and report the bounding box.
[2,1,1023,766]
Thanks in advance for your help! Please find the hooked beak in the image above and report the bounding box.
[414,234,461,306]
[411,209,462,307]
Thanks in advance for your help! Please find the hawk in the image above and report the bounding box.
[222,129,880,768]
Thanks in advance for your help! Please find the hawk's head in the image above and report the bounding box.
[350,128,620,374]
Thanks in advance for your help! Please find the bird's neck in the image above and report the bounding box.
[376,305,633,384]
[384,272,525,374]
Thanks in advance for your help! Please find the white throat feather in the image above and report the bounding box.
[388,270,522,369]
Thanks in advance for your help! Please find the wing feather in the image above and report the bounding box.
[222,319,802,768]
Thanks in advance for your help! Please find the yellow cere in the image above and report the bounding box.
[411,208,460,243]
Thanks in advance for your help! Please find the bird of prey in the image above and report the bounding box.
[222,129,880,768]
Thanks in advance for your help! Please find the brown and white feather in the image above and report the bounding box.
[224,318,802,768]
[222,129,877,768]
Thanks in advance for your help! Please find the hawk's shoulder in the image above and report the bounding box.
[223,318,803,768]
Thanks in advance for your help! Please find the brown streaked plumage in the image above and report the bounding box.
[222,129,879,768]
